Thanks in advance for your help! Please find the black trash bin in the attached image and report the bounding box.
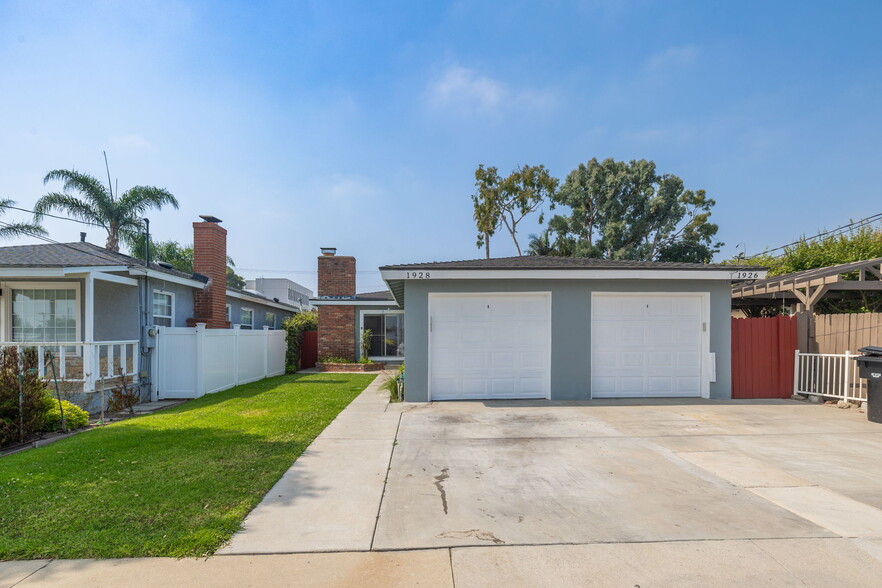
[854,346,882,423]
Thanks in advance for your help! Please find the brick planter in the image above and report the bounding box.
[315,362,386,372]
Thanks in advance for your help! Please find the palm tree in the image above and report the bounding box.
[35,161,179,252]
[0,199,48,240]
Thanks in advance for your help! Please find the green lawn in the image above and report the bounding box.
[0,372,375,560]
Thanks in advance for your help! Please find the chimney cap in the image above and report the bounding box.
[199,215,223,223]
[320,247,337,256]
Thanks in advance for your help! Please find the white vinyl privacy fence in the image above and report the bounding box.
[152,324,286,400]
[793,350,866,403]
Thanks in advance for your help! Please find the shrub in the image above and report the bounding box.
[0,347,52,448]
[360,329,372,360]
[382,364,405,402]
[282,311,317,373]
[42,398,89,431]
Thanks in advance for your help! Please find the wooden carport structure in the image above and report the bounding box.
[731,257,882,351]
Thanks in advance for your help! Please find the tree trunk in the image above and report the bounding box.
[106,228,119,252]
[484,232,490,259]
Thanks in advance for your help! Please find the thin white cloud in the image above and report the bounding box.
[426,64,558,116]
[645,45,699,74]
[428,65,506,111]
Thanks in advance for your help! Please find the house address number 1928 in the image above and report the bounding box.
[405,271,431,279]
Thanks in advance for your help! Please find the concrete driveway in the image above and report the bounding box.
[211,375,882,584]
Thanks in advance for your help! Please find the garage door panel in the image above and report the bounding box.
[620,377,645,394]
[430,293,550,401]
[490,351,516,369]
[592,293,704,399]
[622,298,646,318]
[648,351,673,367]
[520,350,546,369]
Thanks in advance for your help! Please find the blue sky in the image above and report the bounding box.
[1,1,881,293]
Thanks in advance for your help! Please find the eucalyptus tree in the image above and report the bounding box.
[549,158,721,262]
[471,164,558,257]
[36,158,179,252]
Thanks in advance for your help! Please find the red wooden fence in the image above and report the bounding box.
[300,330,318,370]
[731,316,797,399]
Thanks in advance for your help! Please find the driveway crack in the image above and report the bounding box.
[369,410,403,551]
[434,468,450,514]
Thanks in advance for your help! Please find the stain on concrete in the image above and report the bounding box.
[437,529,505,544]
[434,468,450,514]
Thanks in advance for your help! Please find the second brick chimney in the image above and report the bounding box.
[189,215,231,329]
[317,248,357,360]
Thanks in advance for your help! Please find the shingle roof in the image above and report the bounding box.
[227,286,300,310]
[380,256,765,271]
[0,241,196,281]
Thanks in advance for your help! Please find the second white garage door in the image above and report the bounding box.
[591,292,707,398]
[429,293,550,400]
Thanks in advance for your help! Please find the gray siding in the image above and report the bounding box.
[147,280,195,327]
[94,279,140,340]
[226,296,296,330]
[402,278,733,402]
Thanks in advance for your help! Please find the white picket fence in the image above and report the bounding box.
[152,324,286,400]
[793,350,866,403]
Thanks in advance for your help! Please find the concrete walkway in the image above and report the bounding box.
[218,373,399,554]
[7,538,882,587]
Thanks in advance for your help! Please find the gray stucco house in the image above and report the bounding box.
[314,251,765,402]
[377,257,766,402]
[0,217,299,406]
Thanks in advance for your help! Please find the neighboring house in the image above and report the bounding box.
[315,249,767,402]
[245,277,314,311]
[0,216,299,409]
[311,249,403,364]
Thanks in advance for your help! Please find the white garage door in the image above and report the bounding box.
[591,293,705,398]
[429,293,550,400]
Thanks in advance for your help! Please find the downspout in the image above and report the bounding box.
[140,219,153,400]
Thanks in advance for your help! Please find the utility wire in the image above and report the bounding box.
[748,213,882,258]
[1,203,104,227]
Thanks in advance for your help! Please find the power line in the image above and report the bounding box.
[748,213,882,258]
[1,203,104,227]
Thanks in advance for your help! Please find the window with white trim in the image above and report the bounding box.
[152,290,174,327]
[10,286,79,344]
[361,312,404,359]
[226,303,231,323]
[240,308,254,329]
[265,312,276,329]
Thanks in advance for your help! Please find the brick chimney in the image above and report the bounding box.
[317,248,357,360]
[189,215,231,329]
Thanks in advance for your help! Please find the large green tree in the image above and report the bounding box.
[472,164,558,257]
[36,160,179,252]
[0,199,47,240]
[729,226,882,314]
[544,158,721,262]
[129,236,246,289]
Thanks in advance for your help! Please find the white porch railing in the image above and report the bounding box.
[0,340,140,392]
[793,350,865,403]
